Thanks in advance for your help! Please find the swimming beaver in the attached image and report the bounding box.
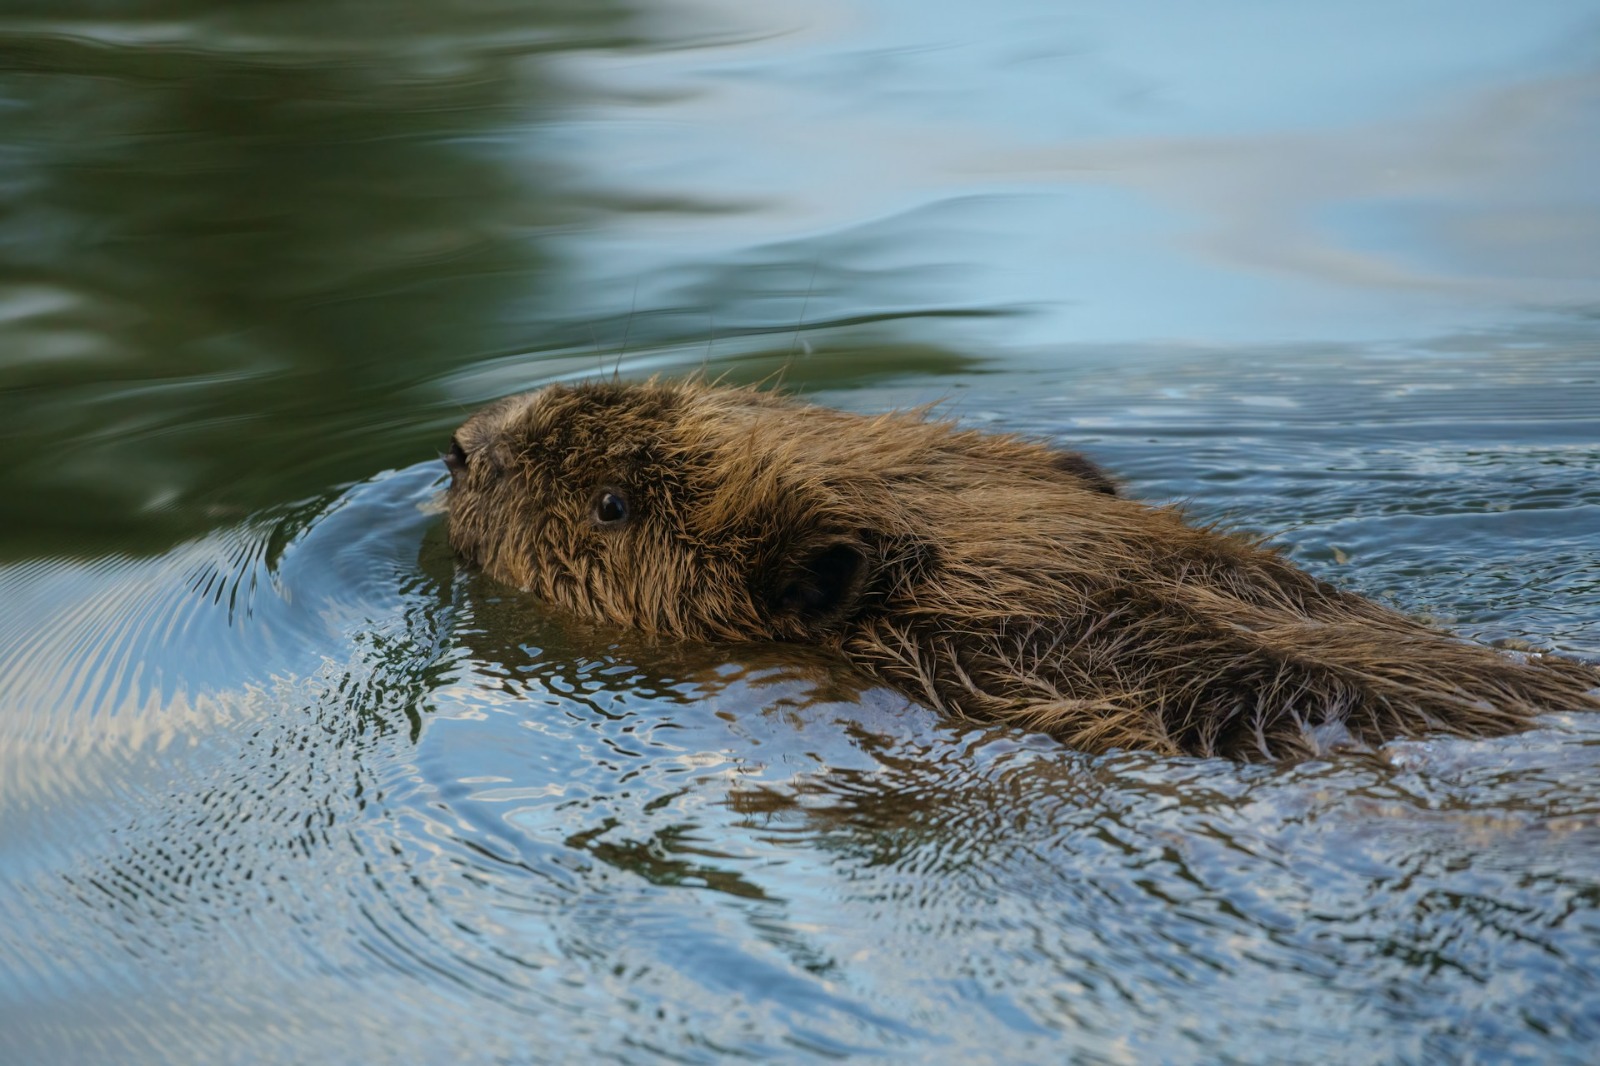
[444,378,1599,760]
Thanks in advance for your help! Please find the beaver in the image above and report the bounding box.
[443,378,1600,760]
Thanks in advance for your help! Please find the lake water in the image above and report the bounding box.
[3,2,1599,1062]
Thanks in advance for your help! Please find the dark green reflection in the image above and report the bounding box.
[0,1,640,555]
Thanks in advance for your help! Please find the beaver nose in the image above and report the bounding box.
[444,437,469,485]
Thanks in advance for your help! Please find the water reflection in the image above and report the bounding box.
[546,1,1600,346]
[0,0,644,555]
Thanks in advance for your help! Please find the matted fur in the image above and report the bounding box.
[445,378,1600,760]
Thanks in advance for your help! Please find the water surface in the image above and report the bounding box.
[3,2,1600,1062]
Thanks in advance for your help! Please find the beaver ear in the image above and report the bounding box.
[1048,450,1118,496]
[765,536,869,631]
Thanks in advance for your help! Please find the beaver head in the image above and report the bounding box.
[445,380,862,641]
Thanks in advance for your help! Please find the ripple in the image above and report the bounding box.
[0,465,447,811]
[6,360,1600,1062]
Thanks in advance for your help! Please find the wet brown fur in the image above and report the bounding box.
[445,378,1600,760]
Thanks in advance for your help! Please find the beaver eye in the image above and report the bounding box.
[591,488,629,529]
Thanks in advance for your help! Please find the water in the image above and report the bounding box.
[3,2,1600,1062]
